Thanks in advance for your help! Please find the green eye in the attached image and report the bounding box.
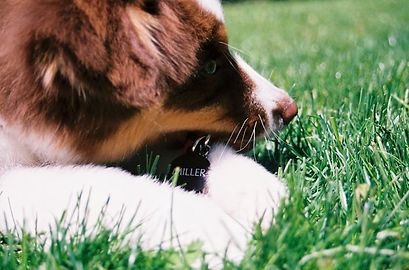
[203,60,217,75]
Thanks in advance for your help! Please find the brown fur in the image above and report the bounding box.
[0,0,262,163]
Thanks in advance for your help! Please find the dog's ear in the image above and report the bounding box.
[30,34,160,111]
[26,0,162,110]
[29,36,112,100]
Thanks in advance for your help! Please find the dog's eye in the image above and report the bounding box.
[202,60,217,75]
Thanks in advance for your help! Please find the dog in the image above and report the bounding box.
[0,0,297,263]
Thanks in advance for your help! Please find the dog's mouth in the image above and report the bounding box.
[113,130,256,175]
[147,130,255,154]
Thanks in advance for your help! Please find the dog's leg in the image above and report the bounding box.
[206,145,288,230]
[0,166,247,261]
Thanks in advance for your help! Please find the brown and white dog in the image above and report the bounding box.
[0,0,297,263]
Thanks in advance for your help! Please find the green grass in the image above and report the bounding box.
[2,0,409,268]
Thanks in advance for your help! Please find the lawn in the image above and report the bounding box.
[2,0,409,269]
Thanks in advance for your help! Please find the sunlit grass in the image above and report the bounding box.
[226,0,409,268]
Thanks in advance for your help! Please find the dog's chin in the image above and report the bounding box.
[146,130,256,153]
[113,129,264,175]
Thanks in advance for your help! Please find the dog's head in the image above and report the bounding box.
[0,0,297,163]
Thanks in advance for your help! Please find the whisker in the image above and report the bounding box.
[238,122,256,152]
[225,123,241,146]
[218,41,251,57]
[258,114,270,136]
[216,123,240,162]
[252,123,257,159]
[239,127,248,149]
[269,126,279,138]
[233,118,248,144]
[221,50,239,72]
[258,114,273,147]
[263,116,280,138]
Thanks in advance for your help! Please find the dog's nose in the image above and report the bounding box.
[277,98,298,125]
[282,99,298,124]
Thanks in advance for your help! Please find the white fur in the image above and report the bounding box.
[207,145,288,229]
[0,144,287,264]
[0,165,247,259]
[0,125,81,171]
[0,131,39,174]
[20,131,80,164]
[235,55,292,132]
[196,0,224,22]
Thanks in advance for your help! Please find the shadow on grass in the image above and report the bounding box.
[253,117,309,174]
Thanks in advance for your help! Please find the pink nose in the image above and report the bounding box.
[277,98,298,124]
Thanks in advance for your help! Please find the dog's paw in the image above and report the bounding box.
[206,145,288,229]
